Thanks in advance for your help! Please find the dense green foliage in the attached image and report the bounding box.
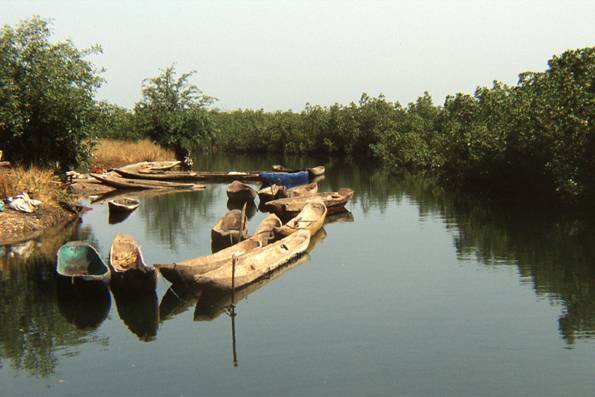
[1,16,591,202]
[134,65,215,159]
[0,17,102,169]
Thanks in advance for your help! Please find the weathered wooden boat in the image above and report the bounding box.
[116,165,262,182]
[56,241,111,293]
[272,164,325,177]
[194,230,310,290]
[260,171,309,187]
[227,198,257,219]
[251,213,282,246]
[156,214,281,286]
[143,160,181,171]
[276,198,327,237]
[156,238,260,286]
[211,209,249,251]
[116,167,200,181]
[264,188,354,219]
[285,182,318,198]
[226,180,258,202]
[108,197,140,213]
[91,173,205,190]
[257,184,286,203]
[109,234,157,294]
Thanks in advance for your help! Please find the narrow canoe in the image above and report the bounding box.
[109,234,157,294]
[56,241,111,291]
[155,214,280,285]
[91,173,205,190]
[194,230,311,290]
[257,184,286,203]
[272,165,325,177]
[226,180,258,202]
[211,209,249,251]
[285,182,318,198]
[276,198,327,237]
[264,188,354,219]
[260,171,309,187]
[108,197,140,213]
[116,167,262,182]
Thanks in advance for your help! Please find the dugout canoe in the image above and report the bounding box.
[285,182,318,198]
[108,197,140,213]
[276,198,327,237]
[155,214,281,286]
[258,184,286,202]
[109,234,157,294]
[193,230,311,290]
[211,209,249,251]
[226,180,258,202]
[264,188,354,219]
[91,173,205,190]
[271,165,326,177]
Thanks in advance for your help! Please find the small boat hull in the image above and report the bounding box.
[109,234,157,295]
[56,241,111,296]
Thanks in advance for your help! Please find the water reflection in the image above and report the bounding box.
[112,290,159,342]
[1,155,594,382]
[0,221,108,377]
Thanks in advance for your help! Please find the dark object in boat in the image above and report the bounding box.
[264,188,354,220]
[226,180,258,202]
[109,234,157,294]
[211,209,249,252]
[108,197,139,213]
[260,171,309,187]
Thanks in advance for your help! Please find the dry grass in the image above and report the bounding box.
[0,167,66,207]
[92,139,176,169]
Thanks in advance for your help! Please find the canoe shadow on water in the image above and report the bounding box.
[112,289,159,342]
[56,279,111,330]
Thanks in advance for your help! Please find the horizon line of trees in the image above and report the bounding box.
[1,17,593,203]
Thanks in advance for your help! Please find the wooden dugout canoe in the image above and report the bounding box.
[109,234,157,294]
[155,214,282,286]
[285,182,318,198]
[271,164,326,177]
[276,198,327,237]
[91,173,205,190]
[116,166,262,182]
[226,180,258,202]
[193,230,311,290]
[258,184,286,202]
[211,209,249,250]
[264,188,354,219]
[108,197,140,212]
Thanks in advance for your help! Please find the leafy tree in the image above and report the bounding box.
[134,65,216,159]
[87,101,139,140]
[0,16,102,169]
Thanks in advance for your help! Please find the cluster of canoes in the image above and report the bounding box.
[57,161,354,306]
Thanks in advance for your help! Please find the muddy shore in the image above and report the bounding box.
[0,178,114,245]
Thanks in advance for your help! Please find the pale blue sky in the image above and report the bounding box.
[2,0,594,110]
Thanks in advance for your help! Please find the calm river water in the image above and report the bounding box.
[1,155,594,396]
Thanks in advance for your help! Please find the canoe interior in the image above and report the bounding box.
[57,242,109,279]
